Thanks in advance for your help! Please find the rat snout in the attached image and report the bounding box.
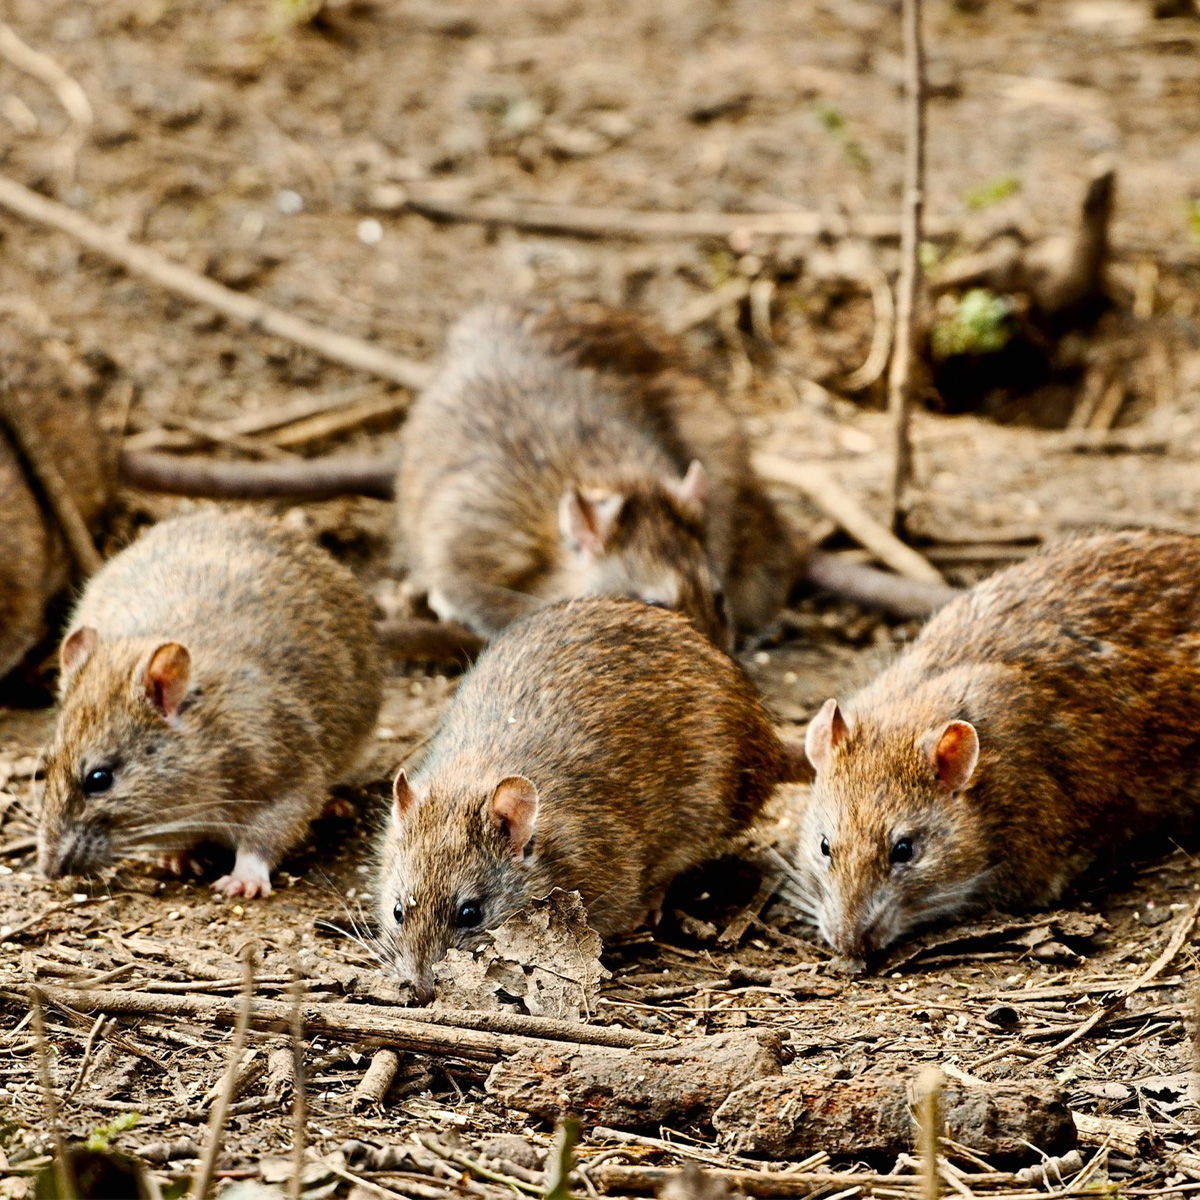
[411,974,435,1006]
[38,823,111,880]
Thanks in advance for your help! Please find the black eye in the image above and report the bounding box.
[392,902,405,927]
[891,838,914,865]
[820,836,831,857]
[82,768,113,796]
[455,900,483,929]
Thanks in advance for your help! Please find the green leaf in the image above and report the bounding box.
[964,176,1021,211]
[84,1112,140,1152]
[1188,200,1200,243]
[930,289,1014,360]
[543,1117,581,1200]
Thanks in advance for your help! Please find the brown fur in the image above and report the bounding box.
[0,357,109,681]
[395,304,804,648]
[377,597,798,1001]
[792,530,1200,962]
[38,511,381,894]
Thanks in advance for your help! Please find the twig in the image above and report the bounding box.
[718,868,785,948]
[0,172,433,391]
[28,985,667,1059]
[405,190,956,242]
[63,1013,109,1102]
[1037,899,1199,1065]
[885,0,927,531]
[415,1134,542,1195]
[753,453,945,585]
[0,24,92,127]
[0,384,103,574]
[289,974,306,1200]
[29,982,77,1200]
[348,1048,400,1110]
[118,449,397,501]
[841,265,896,393]
[270,394,408,449]
[1048,428,1169,455]
[665,278,752,335]
[190,946,256,1200]
[1086,379,1126,434]
[916,1067,943,1200]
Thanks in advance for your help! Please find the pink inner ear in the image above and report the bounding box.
[805,698,849,774]
[61,626,98,676]
[143,643,191,720]
[392,768,419,822]
[559,486,624,555]
[489,776,539,859]
[929,720,980,791]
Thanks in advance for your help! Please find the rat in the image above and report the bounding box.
[0,361,109,685]
[790,529,1200,966]
[395,304,730,647]
[376,596,807,1002]
[37,509,382,898]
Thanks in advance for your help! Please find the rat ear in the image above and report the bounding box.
[559,485,624,555]
[489,775,539,860]
[60,626,98,686]
[673,459,707,515]
[926,720,979,792]
[392,768,422,823]
[143,643,191,722]
[805,698,849,774]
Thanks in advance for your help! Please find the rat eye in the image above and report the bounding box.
[820,836,831,858]
[82,767,113,796]
[455,900,483,929]
[891,838,915,865]
[392,902,405,927]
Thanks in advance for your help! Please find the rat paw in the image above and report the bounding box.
[321,796,356,820]
[212,850,273,899]
[159,851,203,877]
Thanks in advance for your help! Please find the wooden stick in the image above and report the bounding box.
[841,264,896,393]
[190,947,255,1200]
[29,984,77,1200]
[0,385,103,575]
[0,23,92,127]
[288,976,306,1200]
[405,191,956,243]
[118,448,397,500]
[347,1048,400,1110]
[0,172,433,392]
[28,985,666,1057]
[916,1067,944,1200]
[753,453,946,585]
[885,0,928,530]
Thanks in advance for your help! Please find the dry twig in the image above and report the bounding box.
[29,982,77,1200]
[0,24,92,127]
[0,172,432,391]
[916,1067,944,1200]
[190,947,256,1200]
[885,0,928,529]
[753,453,945,585]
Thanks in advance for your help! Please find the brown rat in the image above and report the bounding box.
[376,597,805,1002]
[790,529,1200,965]
[38,509,382,897]
[395,305,729,647]
[0,360,109,684]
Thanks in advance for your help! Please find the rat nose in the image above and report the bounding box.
[38,830,75,879]
[411,974,435,1006]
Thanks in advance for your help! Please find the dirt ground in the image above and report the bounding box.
[2,0,1200,1196]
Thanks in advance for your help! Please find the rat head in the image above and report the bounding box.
[557,460,730,649]
[793,698,988,966]
[39,627,199,879]
[378,768,542,1004]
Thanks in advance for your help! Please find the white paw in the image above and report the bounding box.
[213,850,273,899]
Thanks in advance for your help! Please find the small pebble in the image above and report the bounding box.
[357,218,384,245]
[277,189,304,215]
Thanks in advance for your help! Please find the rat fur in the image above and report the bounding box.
[38,510,381,897]
[376,597,805,1002]
[791,529,1200,965]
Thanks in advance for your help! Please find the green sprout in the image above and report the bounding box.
[1188,199,1200,243]
[964,176,1021,211]
[930,289,1014,360]
[85,1112,140,1152]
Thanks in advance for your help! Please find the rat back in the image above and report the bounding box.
[405,598,788,938]
[845,530,1200,906]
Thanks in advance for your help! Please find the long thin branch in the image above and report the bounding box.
[0,24,92,127]
[406,191,955,243]
[885,0,928,530]
[0,172,433,392]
